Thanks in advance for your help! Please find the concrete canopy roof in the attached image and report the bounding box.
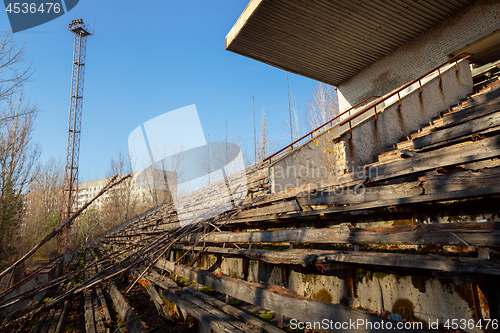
[226,0,474,86]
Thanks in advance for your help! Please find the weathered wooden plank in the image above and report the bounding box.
[54,299,69,333]
[170,289,260,333]
[298,180,423,206]
[99,137,500,242]
[263,133,500,204]
[174,245,317,266]
[36,279,68,333]
[153,259,430,333]
[52,281,73,333]
[244,181,321,208]
[246,167,268,183]
[159,293,249,333]
[144,283,174,326]
[417,124,500,152]
[173,172,254,212]
[102,137,500,238]
[256,134,500,214]
[104,229,167,239]
[109,283,146,333]
[238,200,300,219]
[214,185,423,227]
[84,289,96,333]
[101,239,144,246]
[315,251,500,275]
[17,289,48,332]
[184,222,500,246]
[127,271,174,326]
[95,288,113,333]
[421,167,500,193]
[156,222,181,231]
[185,287,285,333]
[87,204,169,246]
[375,134,500,181]
[84,254,97,333]
[39,308,58,333]
[293,180,500,220]
[172,246,500,275]
[93,295,106,333]
[441,88,500,127]
[300,166,500,207]
[140,271,248,333]
[215,215,280,226]
[414,108,500,149]
[116,177,500,234]
[31,310,47,333]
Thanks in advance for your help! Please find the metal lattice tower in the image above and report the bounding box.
[59,19,91,245]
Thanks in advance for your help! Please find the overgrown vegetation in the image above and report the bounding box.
[0,29,39,262]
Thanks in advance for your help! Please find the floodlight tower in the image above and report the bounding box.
[59,19,92,247]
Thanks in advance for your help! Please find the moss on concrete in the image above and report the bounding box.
[229,299,243,307]
[301,273,319,284]
[312,288,333,303]
[392,298,417,321]
[259,313,274,321]
[372,272,390,279]
[392,219,413,226]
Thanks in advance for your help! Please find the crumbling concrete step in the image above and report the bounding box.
[376,80,500,167]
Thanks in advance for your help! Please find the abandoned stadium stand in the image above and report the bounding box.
[2,1,500,332]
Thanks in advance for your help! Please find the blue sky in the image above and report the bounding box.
[1,0,322,181]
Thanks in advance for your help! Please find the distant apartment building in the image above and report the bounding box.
[76,168,177,208]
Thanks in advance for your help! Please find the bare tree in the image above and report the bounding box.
[75,208,100,244]
[99,152,138,231]
[0,29,37,260]
[206,131,250,181]
[256,108,268,162]
[0,93,40,259]
[281,92,301,144]
[19,158,63,259]
[142,145,182,207]
[0,30,32,102]
[305,83,339,131]
[223,132,251,171]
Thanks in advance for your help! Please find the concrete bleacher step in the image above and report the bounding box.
[380,119,444,163]
[374,81,500,167]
